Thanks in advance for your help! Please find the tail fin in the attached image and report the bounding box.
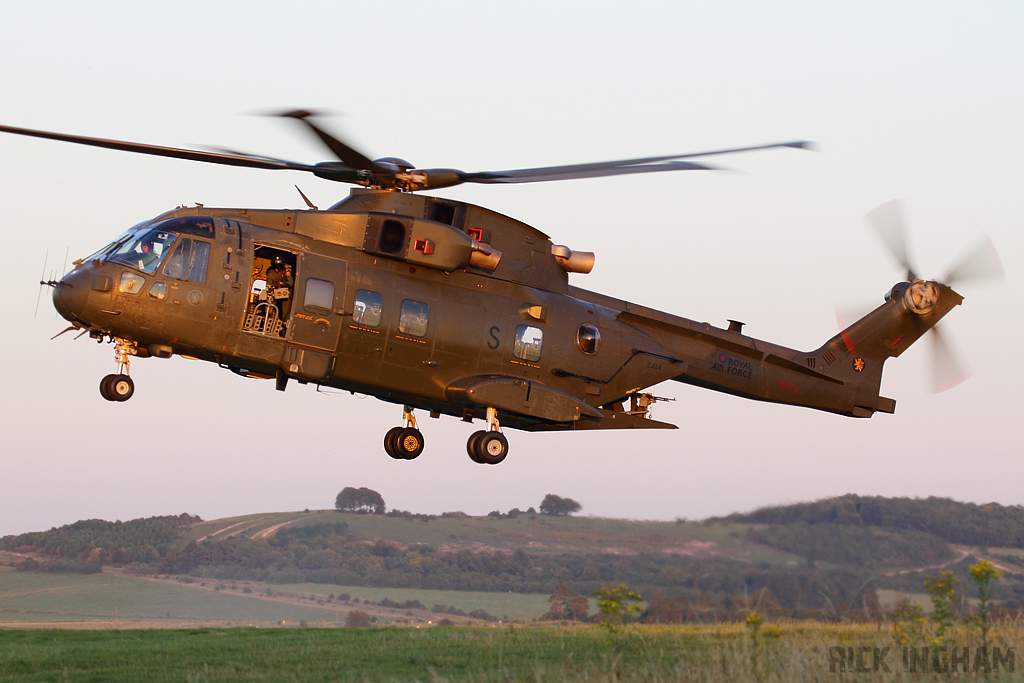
[811,280,963,414]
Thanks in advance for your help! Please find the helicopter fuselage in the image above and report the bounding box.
[52,188,962,454]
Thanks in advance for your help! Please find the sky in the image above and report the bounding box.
[1,1,1022,537]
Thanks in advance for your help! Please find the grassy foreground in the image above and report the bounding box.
[1,623,1022,682]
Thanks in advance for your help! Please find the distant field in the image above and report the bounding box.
[273,583,566,621]
[0,568,339,626]
[186,510,804,566]
[2,623,1021,682]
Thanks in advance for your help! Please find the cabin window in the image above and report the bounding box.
[379,219,407,255]
[304,278,335,312]
[399,299,429,337]
[576,324,601,355]
[119,271,145,295]
[514,325,543,362]
[148,281,167,301]
[163,238,210,284]
[353,289,383,327]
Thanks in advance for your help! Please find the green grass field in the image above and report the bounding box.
[1,623,1021,682]
[0,569,337,625]
[273,583,564,621]
[0,566,568,625]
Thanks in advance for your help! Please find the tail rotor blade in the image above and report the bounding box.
[943,235,1004,286]
[865,199,916,280]
[929,324,969,393]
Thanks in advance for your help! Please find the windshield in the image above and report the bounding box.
[108,228,179,274]
[83,222,149,263]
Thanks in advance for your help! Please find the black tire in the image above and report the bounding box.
[476,432,509,465]
[466,430,487,463]
[383,426,404,459]
[99,374,118,401]
[109,374,134,402]
[395,427,424,460]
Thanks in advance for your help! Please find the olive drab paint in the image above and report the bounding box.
[5,115,965,464]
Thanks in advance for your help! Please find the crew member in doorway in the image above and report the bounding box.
[266,256,293,333]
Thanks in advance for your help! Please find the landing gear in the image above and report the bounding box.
[383,406,424,460]
[99,338,138,402]
[100,374,134,402]
[467,407,509,465]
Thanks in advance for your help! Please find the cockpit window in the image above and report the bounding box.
[153,216,216,239]
[84,223,146,263]
[108,228,179,274]
[163,238,211,283]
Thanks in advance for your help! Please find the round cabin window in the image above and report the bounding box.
[576,324,601,355]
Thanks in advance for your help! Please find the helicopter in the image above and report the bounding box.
[2,112,999,465]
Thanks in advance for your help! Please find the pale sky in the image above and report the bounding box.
[2,1,1022,537]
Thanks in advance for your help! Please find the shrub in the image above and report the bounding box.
[539,495,582,516]
[345,610,371,627]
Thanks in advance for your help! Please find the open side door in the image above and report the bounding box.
[289,253,347,351]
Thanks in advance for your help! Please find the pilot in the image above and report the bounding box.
[266,256,293,326]
[137,242,161,272]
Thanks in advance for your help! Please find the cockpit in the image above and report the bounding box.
[85,217,216,278]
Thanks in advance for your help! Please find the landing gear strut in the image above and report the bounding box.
[384,406,424,460]
[99,338,137,402]
[467,407,509,465]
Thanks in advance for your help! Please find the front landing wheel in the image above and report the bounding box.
[109,374,134,402]
[99,374,118,401]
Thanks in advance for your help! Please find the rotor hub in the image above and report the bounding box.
[905,279,940,315]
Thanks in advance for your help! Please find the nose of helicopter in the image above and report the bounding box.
[52,266,94,325]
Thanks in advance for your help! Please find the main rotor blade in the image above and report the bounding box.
[929,324,969,393]
[865,199,916,280]
[943,235,1004,286]
[464,160,714,184]
[463,141,810,184]
[277,110,387,173]
[0,123,324,174]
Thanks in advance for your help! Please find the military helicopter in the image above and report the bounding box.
[3,112,999,465]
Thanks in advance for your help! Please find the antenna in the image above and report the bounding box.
[34,248,49,319]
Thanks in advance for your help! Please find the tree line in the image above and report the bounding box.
[716,494,1024,548]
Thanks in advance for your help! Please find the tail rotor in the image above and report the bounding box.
[850,199,1003,392]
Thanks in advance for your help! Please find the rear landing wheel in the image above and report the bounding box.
[394,428,424,460]
[384,426,404,459]
[466,431,487,463]
[470,431,508,465]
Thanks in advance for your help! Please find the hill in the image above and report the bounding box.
[3,495,1024,625]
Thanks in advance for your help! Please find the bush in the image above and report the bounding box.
[345,610,371,627]
[539,494,582,516]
